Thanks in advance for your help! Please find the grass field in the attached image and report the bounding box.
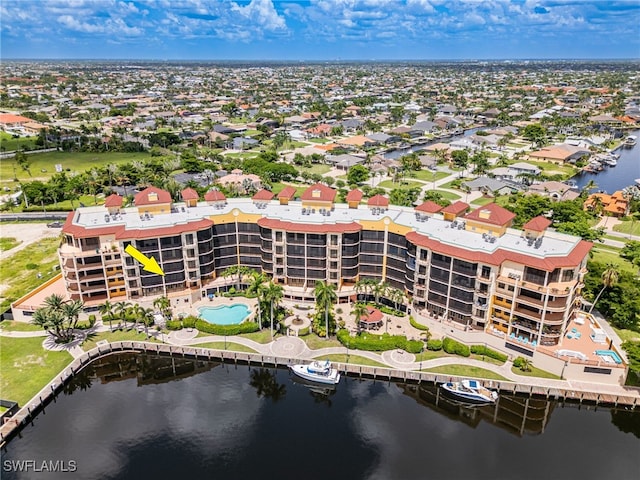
[0,151,152,188]
[299,164,331,175]
[308,138,332,144]
[613,221,640,236]
[613,327,640,343]
[81,330,158,351]
[193,341,258,353]
[471,196,496,206]
[431,189,462,201]
[378,179,424,190]
[0,131,39,151]
[422,364,509,380]
[303,334,343,350]
[0,237,60,311]
[589,248,636,274]
[0,336,73,405]
[239,329,276,344]
[0,320,43,332]
[314,354,388,367]
[511,365,561,379]
[0,237,21,252]
[409,170,450,182]
[526,160,578,177]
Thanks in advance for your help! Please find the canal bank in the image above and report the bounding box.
[2,340,638,447]
[571,129,640,193]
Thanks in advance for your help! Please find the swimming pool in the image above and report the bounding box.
[198,304,250,325]
[595,350,623,364]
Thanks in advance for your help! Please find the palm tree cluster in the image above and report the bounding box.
[99,299,155,336]
[355,279,406,312]
[246,271,284,337]
[31,294,84,343]
[314,280,337,338]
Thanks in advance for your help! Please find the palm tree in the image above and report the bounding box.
[580,179,598,198]
[247,272,268,329]
[62,299,84,331]
[519,357,532,372]
[263,281,284,337]
[588,264,619,314]
[372,281,388,306]
[139,307,155,337]
[351,302,369,332]
[99,300,115,330]
[314,280,337,339]
[355,278,376,302]
[153,296,172,320]
[31,294,85,343]
[114,301,131,329]
[388,288,405,312]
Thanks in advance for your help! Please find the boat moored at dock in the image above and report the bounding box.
[441,379,498,404]
[290,360,341,385]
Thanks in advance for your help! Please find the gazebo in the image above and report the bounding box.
[359,306,384,330]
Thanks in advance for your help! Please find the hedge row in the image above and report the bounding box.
[194,319,260,335]
[470,345,507,363]
[426,339,443,351]
[337,329,423,354]
[442,337,470,357]
[409,315,429,331]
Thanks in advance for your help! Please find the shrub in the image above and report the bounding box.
[426,339,443,351]
[337,329,423,353]
[26,263,38,270]
[513,356,525,369]
[470,345,507,363]
[165,320,182,331]
[182,315,197,328]
[88,314,96,327]
[298,326,310,336]
[194,319,259,335]
[442,337,470,357]
[409,315,429,331]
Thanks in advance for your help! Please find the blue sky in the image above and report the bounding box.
[2,0,639,60]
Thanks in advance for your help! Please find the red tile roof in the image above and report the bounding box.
[257,218,361,234]
[523,216,552,232]
[204,190,226,202]
[441,201,469,215]
[181,188,199,201]
[300,183,337,202]
[252,189,275,201]
[277,186,297,199]
[0,113,32,124]
[465,203,516,227]
[360,306,384,324]
[415,201,443,214]
[134,186,172,206]
[406,231,592,271]
[367,194,389,207]
[104,194,123,208]
[117,219,214,240]
[346,189,363,202]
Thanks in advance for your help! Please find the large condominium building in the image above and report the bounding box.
[58,184,591,348]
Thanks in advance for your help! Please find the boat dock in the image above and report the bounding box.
[1,341,639,447]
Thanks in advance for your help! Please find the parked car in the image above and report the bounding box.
[46,221,63,228]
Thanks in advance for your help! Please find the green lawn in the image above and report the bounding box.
[15,194,100,212]
[431,189,462,201]
[192,341,258,353]
[0,237,60,311]
[409,170,450,182]
[471,196,496,206]
[613,327,640,343]
[0,320,43,332]
[270,182,308,198]
[299,164,331,175]
[314,353,388,367]
[0,131,39,152]
[378,179,424,190]
[1,151,152,188]
[81,330,157,351]
[0,336,73,406]
[422,364,509,380]
[239,329,276,344]
[589,248,636,274]
[439,178,468,190]
[303,333,343,350]
[526,160,578,177]
[613,220,640,236]
[0,237,21,252]
[308,138,331,144]
[511,366,561,379]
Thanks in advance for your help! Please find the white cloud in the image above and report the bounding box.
[230,0,287,31]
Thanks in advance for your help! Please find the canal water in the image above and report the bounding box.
[383,127,480,160]
[2,353,639,480]
[571,129,640,194]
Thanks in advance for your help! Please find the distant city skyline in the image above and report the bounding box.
[2,0,639,60]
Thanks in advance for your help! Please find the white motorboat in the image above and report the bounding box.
[624,135,637,147]
[441,379,498,404]
[290,360,341,385]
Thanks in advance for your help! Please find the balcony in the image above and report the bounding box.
[107,279,125,287]
[78,272,107,282]
[493,297,512,308]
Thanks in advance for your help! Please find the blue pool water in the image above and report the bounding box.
[595,350,623,364]
[199,304,250,325]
